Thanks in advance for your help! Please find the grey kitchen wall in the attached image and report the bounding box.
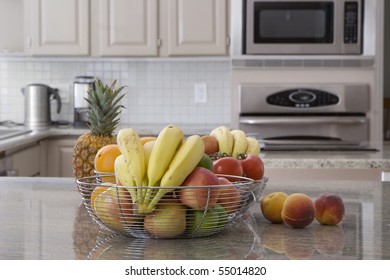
[0,59,231,128]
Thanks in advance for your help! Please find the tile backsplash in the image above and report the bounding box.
[0,59,231,128]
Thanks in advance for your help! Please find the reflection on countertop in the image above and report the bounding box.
[0,177,388,260]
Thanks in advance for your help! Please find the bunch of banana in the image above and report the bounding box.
[115,125,204,214]
[210,126,260,157]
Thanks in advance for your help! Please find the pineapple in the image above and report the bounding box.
[73,79,126,179]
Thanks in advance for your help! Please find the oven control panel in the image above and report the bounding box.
[266,89,340,108]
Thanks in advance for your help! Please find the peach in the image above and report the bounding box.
[178,167,220,210]
[315,193,345,225]
[201,135,219,155]
[260,192,288,223]
[217,177,241,214]
[281,193,315,228]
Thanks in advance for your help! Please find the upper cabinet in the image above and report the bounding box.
[0,0,26,54]
[2,0,228,57]
[166,0,228,56]
[98,0,158,56]
[95,0,229,57]
[29,0,89,55]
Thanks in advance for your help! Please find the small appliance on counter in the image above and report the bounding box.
[74,76,95,127]
[21,83,61,129]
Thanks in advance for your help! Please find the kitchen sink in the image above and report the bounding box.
[0,129,32,140]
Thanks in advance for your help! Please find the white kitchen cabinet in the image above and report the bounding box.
[41,138,75,177]
[98,0,158,56]
[95,0,228,57]
[11,144,41,176]
[0,0,26,54]
[29,0,90,55]
[165,0,228,56]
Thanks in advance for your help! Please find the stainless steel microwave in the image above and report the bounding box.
[244,0,363,55]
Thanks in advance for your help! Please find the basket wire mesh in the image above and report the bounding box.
[77,174,267,239]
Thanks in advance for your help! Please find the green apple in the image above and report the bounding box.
[188,204,228,236]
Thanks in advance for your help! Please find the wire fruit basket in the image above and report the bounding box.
[77,174,267,239]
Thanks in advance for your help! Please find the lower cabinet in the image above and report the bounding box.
[11,144,41,176]
[40,138,76,177]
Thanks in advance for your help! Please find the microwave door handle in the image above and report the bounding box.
[239,117,367,125]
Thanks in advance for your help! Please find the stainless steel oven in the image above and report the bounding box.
[238,83,375,151]
[242,0,363,55]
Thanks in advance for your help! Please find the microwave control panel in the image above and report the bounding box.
[344,2,359,44]
[266,89,340,108]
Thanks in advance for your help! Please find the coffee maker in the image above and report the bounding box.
[73,76,95,127]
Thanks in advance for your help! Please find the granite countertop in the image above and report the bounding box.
[261,146,390,170]
[0,123,221,155]
[0,176,388,260]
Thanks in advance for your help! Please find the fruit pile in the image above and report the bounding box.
[81,124,266,238]
[260,192,345,228]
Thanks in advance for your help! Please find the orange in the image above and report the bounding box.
[94,144,122,173]
[91,185,110,211]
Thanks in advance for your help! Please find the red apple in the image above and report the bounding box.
[213,157,244,182]
[315,193,345,225]
[241,154,264,180]
[217,177,241,214]
[178,167,220,210]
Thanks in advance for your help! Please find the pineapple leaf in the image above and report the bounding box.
[85,79,126,136]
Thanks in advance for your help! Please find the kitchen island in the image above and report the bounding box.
[0,176,388,260]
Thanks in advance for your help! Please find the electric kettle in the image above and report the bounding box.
[21,84,62,129]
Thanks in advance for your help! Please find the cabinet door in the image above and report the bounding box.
[45,139,75,177]
[12,144,41,176]
[167,0,227,56]
[99,0,158,56]
[30,0,89,55]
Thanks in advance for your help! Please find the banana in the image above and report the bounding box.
[143,140,156,168]
[231,129,248,158]
[114,154,137,203]
[246,136,261,155]
[116,128,146,187]
[147,125,184,186]
[210,126,234,156]
[147,135,205,212]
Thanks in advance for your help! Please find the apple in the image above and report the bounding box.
[281,193,316,228]
[93,186,136,232]
[241,155,264,180]
[197,153,214,171]
[315,193,345,225]
[260,192,288,223]
[217,177,241,214]
[178,167,221,210]
[144,202,187,238]
[188,204,226,236]
[201,135,219,155]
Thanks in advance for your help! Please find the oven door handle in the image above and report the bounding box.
[239,116,367,125]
